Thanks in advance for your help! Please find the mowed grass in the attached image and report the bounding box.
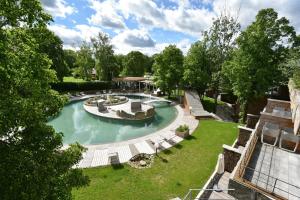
[72,120,238,200]
[63,76,86,83]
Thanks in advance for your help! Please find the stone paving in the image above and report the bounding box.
[67,94,199,168]
[244,142,300,199]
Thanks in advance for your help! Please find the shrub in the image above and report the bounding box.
[51,81,114,92]
[176,124,189,132]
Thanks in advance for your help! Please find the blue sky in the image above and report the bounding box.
[41,0,300,55]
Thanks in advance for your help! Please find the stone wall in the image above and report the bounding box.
[223,145,241,173]
[246,114,260,129]
[289,80,300,135]
[237,126,253,147]
[264,98,291,113]
[216,104,239,122]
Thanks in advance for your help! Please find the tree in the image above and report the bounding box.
[31,27,69,82]
[114,54,126,76]
[153,45,184,97]
[183,40,211,97]
[223,8,296,122]
[76,42,95,80]
[91,32,117,81]
[0,1,89,199]
[64,49,78,70]
[206,13,240,108]
[121,51,146,76]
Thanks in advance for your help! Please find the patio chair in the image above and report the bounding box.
[261,122,280,146]
[279,128,299,152]
[108,152,120,165]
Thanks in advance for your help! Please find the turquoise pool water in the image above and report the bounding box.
[48,97,178,145]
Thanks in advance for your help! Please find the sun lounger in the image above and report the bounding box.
[280,128,299,152]
[108,151,120,165]
[261,122,280,146]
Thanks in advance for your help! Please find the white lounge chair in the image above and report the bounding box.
[280,128,299,152]
[261,122,280,146]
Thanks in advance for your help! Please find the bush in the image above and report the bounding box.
[176,124,189,132]
[51,81,114,92]
[201,96,224,113]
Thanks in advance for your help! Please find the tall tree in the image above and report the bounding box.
[121,51,146,76]
[91,32,117,81]
[0,1,89,199]
[31,27,69,82]
[206,13,240,108]
[76,42,94,80]
[64,49,78,70]
[183,40,211,97]
[223,8,296,122]
[153,45,184,97]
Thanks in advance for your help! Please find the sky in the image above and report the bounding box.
[41,0,300,55]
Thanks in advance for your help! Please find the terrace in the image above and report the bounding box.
[227,92,300,199]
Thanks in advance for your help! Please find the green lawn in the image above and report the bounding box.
[72,120,238,200]
[63,76,86,83]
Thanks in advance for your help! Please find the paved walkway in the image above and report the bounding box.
[185,91,212,118]
[67,94,199,168]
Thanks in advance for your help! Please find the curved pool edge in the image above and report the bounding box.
[70,104,199,168]
[63,104,197,150]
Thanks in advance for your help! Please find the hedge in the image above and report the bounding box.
[51,81,114,92]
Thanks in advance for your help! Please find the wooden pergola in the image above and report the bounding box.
[112,77,155,92]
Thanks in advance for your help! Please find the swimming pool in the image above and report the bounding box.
[48,96,178,145]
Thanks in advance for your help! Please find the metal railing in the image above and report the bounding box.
[243,166,300,199]
[182,188,235,200]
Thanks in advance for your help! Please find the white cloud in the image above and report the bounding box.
[88,0,126,30]
[48,24,102,49]
[112,29,191,55]
[212,0,300,32]
[41,0,76,18]
[119,0,214,36]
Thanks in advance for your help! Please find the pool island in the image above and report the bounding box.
[83,95,155,120]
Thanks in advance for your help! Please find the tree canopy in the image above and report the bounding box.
[91,32,117,81]
[0,1,89,199]
[223,8,296,121]
[184,40,211,97]
[153,45,184,96]
[31,27,69,82]
[121,51,147,76]
[76,42,95,80]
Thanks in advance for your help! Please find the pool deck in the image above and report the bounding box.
[66,93,199,168]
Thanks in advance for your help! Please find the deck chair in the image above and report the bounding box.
[280,128,299,152]
[108,152,120,165]
[261,122,280,146]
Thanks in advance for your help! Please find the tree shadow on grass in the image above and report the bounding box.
[162,149,173,155]
[156,154,168,163]
[185,135,196,140]
[174,144,183,149]
[111,163,124,170]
